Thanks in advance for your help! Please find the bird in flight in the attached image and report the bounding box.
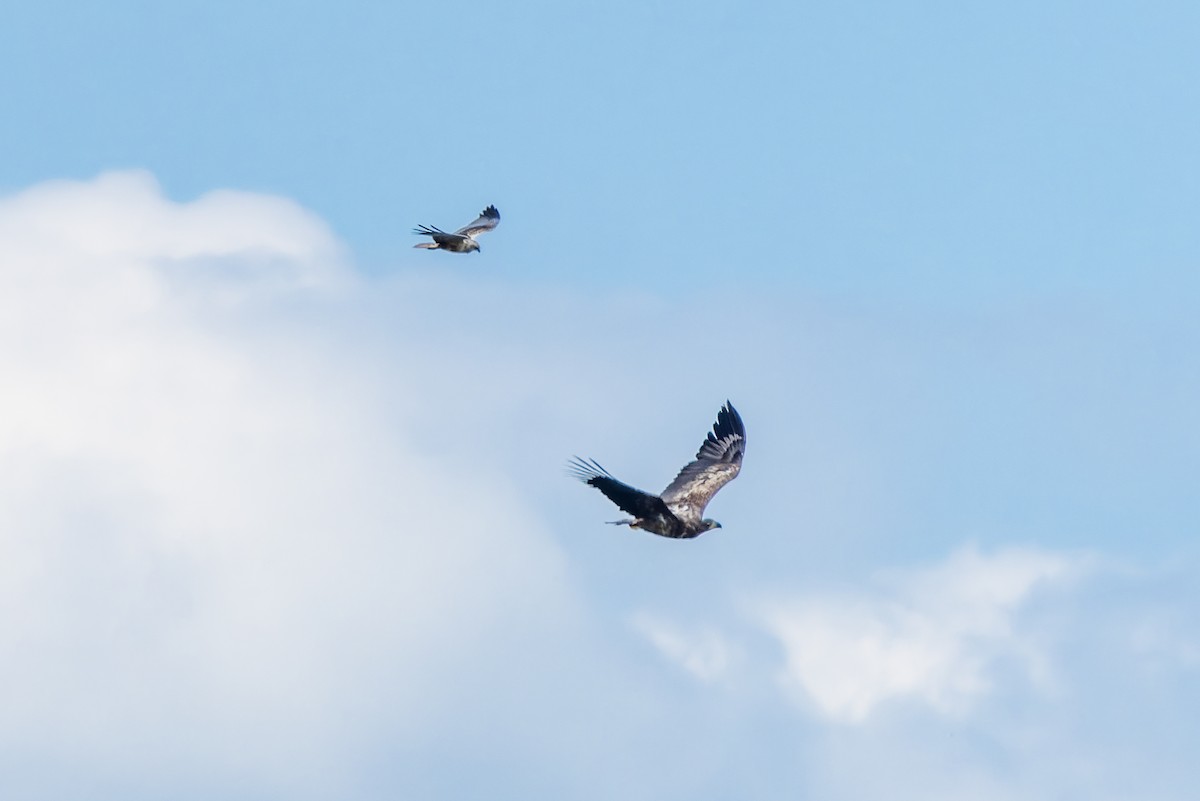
[568,401,746,539]
[413,204,500,253]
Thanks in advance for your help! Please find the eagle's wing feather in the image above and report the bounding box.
[568,457,674,520]
[454,205,501,238]
[412,224,470,247]
[659,401,746,520]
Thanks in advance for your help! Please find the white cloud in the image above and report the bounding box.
[758,545,1087,723]
[5,172,1196,801]
[0,172,576,794]
[632,613,737,683]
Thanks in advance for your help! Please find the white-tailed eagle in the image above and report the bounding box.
[568,401,746,539]
[413,205,500,253]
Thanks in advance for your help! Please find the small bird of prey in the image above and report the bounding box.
[568,401,746,539]
[413,205,500,253]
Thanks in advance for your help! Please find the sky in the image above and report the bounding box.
[0,1,1198,799]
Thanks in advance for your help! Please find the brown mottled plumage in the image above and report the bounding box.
[568,401,746,539]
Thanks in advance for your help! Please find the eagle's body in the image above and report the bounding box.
[568,401,746,539]
[413,205,500,253]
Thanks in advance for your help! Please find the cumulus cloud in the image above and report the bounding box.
[5,172,1197,801]
[0,172,577,796]
[632,613,738,683]
[757,546,1088,723]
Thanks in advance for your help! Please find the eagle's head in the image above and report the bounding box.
[697,519,723,533]
[468,240,481,253]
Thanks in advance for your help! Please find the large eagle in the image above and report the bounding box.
[568,401,746,539]
[413,205,500,253]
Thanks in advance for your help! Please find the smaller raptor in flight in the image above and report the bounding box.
[413,204,500,253]
[568,401,746,539]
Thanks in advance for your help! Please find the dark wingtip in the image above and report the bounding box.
[566,456,611,484]
[695,400,745,461]
[565,456,593,482]
[482,205,500,219]
[717,400,744,438]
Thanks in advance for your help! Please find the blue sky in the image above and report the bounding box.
[1,2,1198,799]
[8,0,1200,297]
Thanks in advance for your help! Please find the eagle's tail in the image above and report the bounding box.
[413,242,439,249]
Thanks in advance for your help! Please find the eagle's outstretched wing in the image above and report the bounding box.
[659,401,746,523]
[454,205,500,238]
[412,224,471,248]
[567,457,675,521]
